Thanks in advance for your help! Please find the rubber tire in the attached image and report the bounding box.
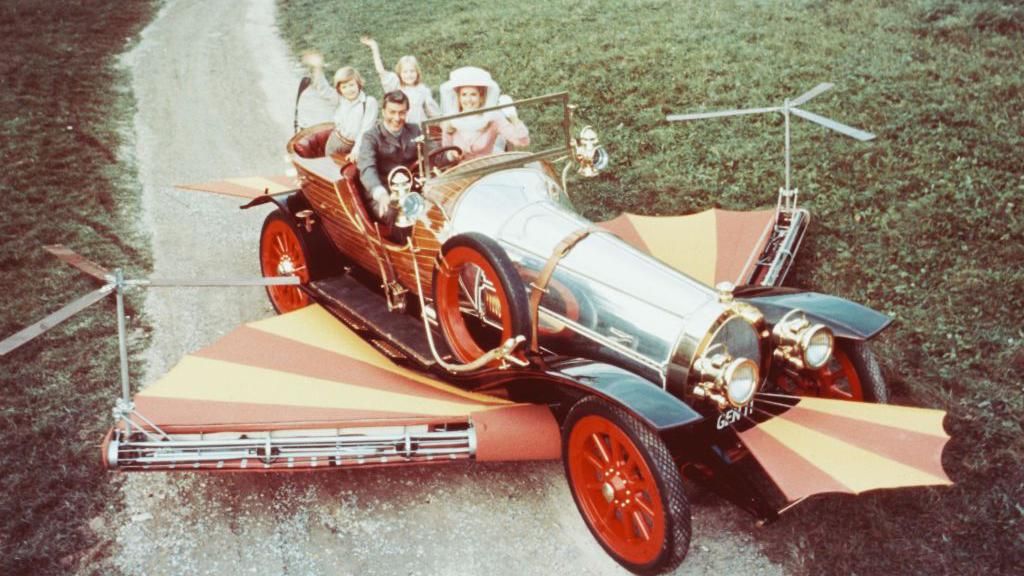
[259,209,314,314]
[562,396,691,575]
[432,232,531,364]
[837,339,889,403]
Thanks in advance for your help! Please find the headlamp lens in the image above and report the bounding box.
[725,358,759,407]
[802,327,834,369]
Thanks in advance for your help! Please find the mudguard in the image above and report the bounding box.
[545,359,704,432]
[737,287,893,340]
[240,189,302,215]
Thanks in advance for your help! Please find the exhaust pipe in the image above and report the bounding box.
[105,424,475,471]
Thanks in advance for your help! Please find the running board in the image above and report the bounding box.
[105,424,476,471]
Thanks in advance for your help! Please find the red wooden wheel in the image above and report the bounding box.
[259,211,310,313]
[775,340,889,403]
[563,397,690,574]
[816,345,864,400]
[433,233,530,365]
[568,415,667,565]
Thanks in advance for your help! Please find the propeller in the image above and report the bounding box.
[0,245,301,428]
[667,83,875,206]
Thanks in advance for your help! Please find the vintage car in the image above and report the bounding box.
[222,91,938,573]
[3,90,950,575]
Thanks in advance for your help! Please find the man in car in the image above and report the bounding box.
[357,90,421,225]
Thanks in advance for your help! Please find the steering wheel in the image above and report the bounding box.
[427,145,463,169]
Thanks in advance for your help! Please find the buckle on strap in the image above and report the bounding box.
[528,226,605,352]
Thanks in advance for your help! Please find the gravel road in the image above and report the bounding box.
[101,1,788,574]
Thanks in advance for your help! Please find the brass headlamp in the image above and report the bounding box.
[572,126,609,178]
[692,350,760,409]
[771,309,834,370]
[387,167,425,228]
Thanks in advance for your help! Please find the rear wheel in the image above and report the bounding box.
[775,339,889,403]
[432,233,530,364]
[563,397,691,574]
[259,210,311,313]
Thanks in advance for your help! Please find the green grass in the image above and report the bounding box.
[277,0,1023,573]
[0,1,156,574]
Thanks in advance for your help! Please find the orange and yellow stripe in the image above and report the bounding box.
[600,209,775,286]
[739,397,952,502]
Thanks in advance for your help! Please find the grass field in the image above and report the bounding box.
[276,0,1023,573]
[0,1,156,574]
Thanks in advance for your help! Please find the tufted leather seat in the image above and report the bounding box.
[340,162,397,241]
[293,127,333,158]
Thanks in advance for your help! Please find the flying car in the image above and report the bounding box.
[2,86,951,575]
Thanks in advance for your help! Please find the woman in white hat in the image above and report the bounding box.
[303,52,379,163]
[439,67,529,163]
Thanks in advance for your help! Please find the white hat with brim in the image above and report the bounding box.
[440,67,501,115]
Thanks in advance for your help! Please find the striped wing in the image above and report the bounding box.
[131,305,558,461]
[600,209,775,286]
[739,397,952,502]
[177,175,299,199]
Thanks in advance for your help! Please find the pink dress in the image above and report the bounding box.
[442,112,529,162]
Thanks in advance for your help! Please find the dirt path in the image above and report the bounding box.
[105,1,787,574]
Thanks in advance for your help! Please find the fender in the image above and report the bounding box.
[737,286,893,340]
[240,189,302,220]
[544,359,704,432]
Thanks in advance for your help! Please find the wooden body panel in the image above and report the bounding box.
[292,158,443,298]
[289,146,557,300]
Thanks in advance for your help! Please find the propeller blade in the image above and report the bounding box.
[0,285,114,356]
[790,107,876,141]
[43,244,110,282]
[667,106,781,122]
[789,83,834,107]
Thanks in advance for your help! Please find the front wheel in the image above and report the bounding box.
[815,339,889,403]
[773,339,889,403]
[259,210,311,313]
[563,397,691,574]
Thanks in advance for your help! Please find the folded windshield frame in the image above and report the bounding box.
[419,92,571,185]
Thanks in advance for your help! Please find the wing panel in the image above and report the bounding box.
[738,397,952,502]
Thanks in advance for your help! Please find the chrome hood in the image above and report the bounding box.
[444,167,762,399]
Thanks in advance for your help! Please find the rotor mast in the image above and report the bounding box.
[667,83,875,212]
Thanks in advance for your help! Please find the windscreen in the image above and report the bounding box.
[421,92,571,181]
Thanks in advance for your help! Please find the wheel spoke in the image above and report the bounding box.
[614,508,631,540]
[827,385,854,400]
[602,502,618,526]
[583,452,604,472]
[590,433,611,463]
[631,510,651,541]
[610,436,624,465]
[633,493,656,518]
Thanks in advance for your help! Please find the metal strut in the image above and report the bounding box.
[0,245,302,432]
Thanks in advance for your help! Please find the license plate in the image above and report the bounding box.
[716,402,754,430]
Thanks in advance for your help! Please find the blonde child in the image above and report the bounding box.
[303,52,378,162]
[359,36,440,125]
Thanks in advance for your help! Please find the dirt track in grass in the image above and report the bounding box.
[97,1,785,574]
